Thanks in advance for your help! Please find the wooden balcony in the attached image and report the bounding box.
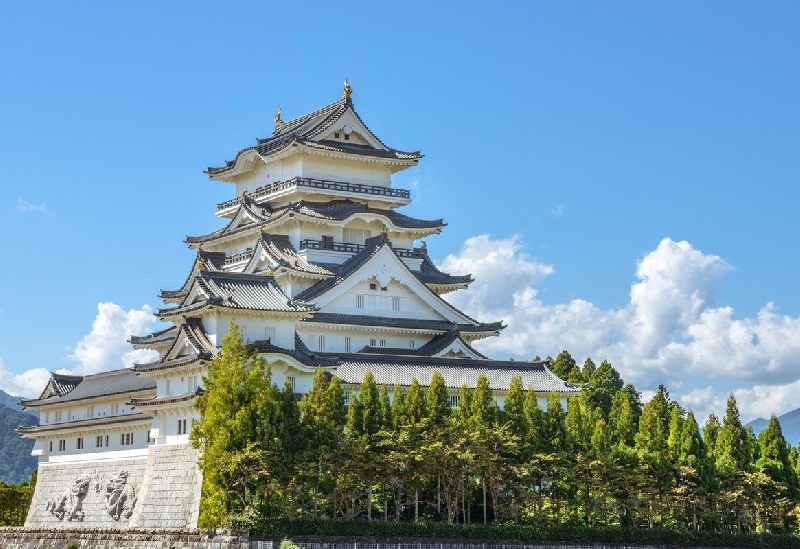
[224,249,254,265]
[216,177,410,212]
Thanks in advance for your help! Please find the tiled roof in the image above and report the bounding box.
[416,330,489,359]
[185,200,442,246]
[159,250,226,301]
[130,389,202,408]
[251,233,335,276]
[206,97,421,176]
[302,312,504,334]
[133,352,211,373]
[292,200,443,229]
[130,325,178,347]
[34,373,83,401]
[327,354,579,394]
[415,251,473,286]
[18,413,153,436]
[158,272,315,318]
[21,369,156,408]
[249,334,338,368]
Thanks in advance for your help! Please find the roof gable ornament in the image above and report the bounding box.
[343,79,352,101]
[274,107,283,128]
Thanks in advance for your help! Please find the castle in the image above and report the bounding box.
[19,82,577,528]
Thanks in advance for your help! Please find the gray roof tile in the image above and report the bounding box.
[21,369,156,408]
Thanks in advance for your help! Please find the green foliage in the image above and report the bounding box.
[0,403,37,483]
[0,481,33,526]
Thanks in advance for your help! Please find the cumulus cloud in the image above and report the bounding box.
[67,302,160,374]
[0,357,52,399]
[439,235,800,420]
[17,199,51,214]
[0,303,160,399]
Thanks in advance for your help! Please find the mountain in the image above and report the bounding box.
[0,388,36,416]
[0,402,37,483]
[747,407,800,447]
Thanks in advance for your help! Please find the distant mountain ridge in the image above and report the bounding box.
[0,402,37,483]
[747,407,800,446]
[0,388,36,415]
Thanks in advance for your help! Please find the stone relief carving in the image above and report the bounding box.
[97,470,137,520]
[45,475,91,521]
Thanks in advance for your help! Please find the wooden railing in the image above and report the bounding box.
[224,249,254,265]
[217,177,410,212]
[299,239,423,258]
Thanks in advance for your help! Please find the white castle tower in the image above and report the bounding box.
[20,82,577,529]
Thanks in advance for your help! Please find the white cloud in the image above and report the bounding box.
[0,303,160,399]
[439,235,800,420]
[17,199,51,214]
[67,302,160,374]
[0,357,52,399]
[551,204,566,217]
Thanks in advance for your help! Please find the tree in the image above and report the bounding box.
[503,376,527,440]
[191,321,280,526]
[551,350,578,382]
[716,394,749,474]
[426,370,450,426]
[757,415,798,492]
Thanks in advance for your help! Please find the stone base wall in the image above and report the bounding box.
[26,457,148,528]
[25,443,202,529]
[132,444,202,528]
[0,527,248,549]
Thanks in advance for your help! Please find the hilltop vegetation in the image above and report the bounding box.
[0,403,37,483]
[191,327,800,540]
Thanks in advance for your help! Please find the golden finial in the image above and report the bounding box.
[267,266,276,276]
[197,243,203,251]
[343,79,352,100]
[380,223,388,235]
[196,257,206,271]
[274,107,283,127]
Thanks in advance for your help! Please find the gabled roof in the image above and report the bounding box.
[185,199,444,246]
[416,330,489,359]
[244,233,335,277]
[157,271,315,320]
[21,369,156,408]
[327,354,579,394]
[159,250,226,302]
[207,96,421,178]
[294,234,504,333]
[34,372,83,401]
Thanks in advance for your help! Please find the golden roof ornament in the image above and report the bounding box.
[274,107,283,127]
[380,223,388,235]
[267,266,276,276]
[343,79,352,100]
[196,257,206,271]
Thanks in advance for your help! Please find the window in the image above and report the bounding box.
[409,340,415,349]
[344,337,351,353]
[380,286,387,291]
[344,228,370,244]
[112,403,120,415]
[76,437,84,450]
[178,419,188,435]
[121,433,134,446]
[265,326,275,342]
[321,235,334,250]
[392,297,400,311]
[49,441,53,452]
[317,335,325,351]
[95,435,104,448]
[369,283,377,290]
[449,395,460,408]
[287,376,296,391]
[370,338,377,347]
[356,295,365,308]
[379,339,386,347]
[86,405,94,419]
[334,132,340,139]
[147,431,152,443]
[343,392,350,406]
[344,133,350,141]
[58,439,66,452]
[54,410,62,422]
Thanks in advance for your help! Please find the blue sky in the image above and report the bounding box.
[1,2,798,423]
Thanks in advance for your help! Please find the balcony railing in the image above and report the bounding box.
[299,239,423,258]
[217,177,410,212]
[224,249,254,265]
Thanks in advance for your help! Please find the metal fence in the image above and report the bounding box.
[248,541,672,549]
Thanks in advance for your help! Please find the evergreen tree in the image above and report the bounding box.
[716,394,749,473]
[404,378,426,426]
[757,415,798,492]
[524,388,546,454]
[587,360,624,419]
[544,392,570,454]
[551,350,578,381]
[426,370,450,426]
[471,374,496,426]
[504,376,527,439]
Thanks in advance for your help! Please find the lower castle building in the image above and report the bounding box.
[19,83,578,528]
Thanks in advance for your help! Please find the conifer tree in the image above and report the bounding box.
[524,387,546,454]
[404,378,426,426]
[503,376,527,439]
[757,415,798,492]
[716,394,749,473]
[551,350,578,381]
[426,370,450,426]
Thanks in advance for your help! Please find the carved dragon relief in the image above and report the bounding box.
[45,475,91,521]
[97,470,137,520]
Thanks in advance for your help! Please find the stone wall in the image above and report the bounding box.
[25,443,202,529]
[26,457,147,528]
[0,527,248,549]
[132,444,202,528]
